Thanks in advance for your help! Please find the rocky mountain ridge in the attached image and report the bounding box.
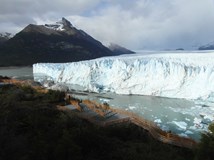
[0,32,13,45]
[0,18,130,66]
[198,41,214,50]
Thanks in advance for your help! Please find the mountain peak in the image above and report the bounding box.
[61,17,72,28]
[0,17,113,66]
[45,17,73,31]
[0,32,13,39]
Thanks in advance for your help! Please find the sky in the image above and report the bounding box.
[0,0,214,50]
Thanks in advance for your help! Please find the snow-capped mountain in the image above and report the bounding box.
[0,32,13,39]
[44,17,74,31]
[0,32,13,44]
[198,41,214,50]
[0,18,112,66]
[33,51,214,102]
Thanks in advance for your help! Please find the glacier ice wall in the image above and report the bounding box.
[33,52,214,101]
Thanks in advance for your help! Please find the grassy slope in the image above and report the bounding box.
[0,84,194,160]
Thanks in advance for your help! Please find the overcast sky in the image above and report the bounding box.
[1,0,214,50]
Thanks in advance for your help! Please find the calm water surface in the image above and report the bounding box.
[0,67,33,80]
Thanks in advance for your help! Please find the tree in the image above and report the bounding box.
[196,123,214,160]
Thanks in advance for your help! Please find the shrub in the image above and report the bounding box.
[0,84,195,160]
[195,123,214,160]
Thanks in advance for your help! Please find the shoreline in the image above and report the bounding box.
[61,95,197,149]
[0,77,203,148]
[0,78,206,141]
[0,66,32,70]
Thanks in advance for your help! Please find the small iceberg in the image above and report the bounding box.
[172,121,187,130]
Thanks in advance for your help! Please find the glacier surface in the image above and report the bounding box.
[33,51,214,102]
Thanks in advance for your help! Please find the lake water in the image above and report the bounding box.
[0,67,33,80]
[67,88,209,141]
[1,66,214,141]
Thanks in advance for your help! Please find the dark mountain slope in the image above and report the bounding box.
[198,43,214,50]
[0,18,112,66]
[0,32,12,45]
[108,43,135,55]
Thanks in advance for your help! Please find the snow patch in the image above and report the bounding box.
[44,18,73,31]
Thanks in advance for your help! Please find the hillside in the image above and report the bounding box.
[0,18,113,66]
[0,32,12,45]
[0,82,194,160]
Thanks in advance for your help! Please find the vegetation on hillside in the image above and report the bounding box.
[195,123,214,160]
[0,83,212,160]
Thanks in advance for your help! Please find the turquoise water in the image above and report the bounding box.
[68,89,202,141]
[1,67,210,141]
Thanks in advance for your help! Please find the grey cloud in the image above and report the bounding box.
[0,0,100,15]
[69,0,214,50]
[0,0,100,32]
[1,0,214,50]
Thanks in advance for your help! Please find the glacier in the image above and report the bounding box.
[33,51,214,102]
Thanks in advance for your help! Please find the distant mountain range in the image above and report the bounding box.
[108,43,135,55]
[0,18,134,66]
[198,42,214,50]
[0,32,13,45]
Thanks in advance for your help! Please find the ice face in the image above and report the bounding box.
[33,51,214,102]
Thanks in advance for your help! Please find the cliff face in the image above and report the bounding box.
[33,51,214,102]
